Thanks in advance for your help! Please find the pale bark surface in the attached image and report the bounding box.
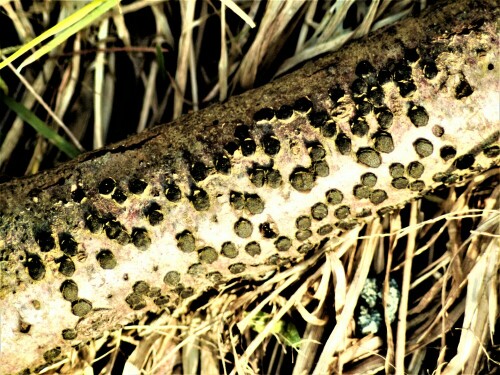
[0,0,499,372]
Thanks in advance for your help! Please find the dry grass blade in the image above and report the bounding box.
[173,0,196,119]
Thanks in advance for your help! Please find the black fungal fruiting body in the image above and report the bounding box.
[0,0,499,372]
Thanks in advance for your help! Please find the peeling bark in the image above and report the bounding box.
[0,0,499,372]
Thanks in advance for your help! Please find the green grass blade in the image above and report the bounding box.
[0,77,8,95]
[0,0,120,71]
[0,93,81,159]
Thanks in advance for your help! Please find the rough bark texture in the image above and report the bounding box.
[0,0,499,373]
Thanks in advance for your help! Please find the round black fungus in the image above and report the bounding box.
[214,153,231,174]
[326,189,343,205]
[407,161,425,178]
[336,220,359,230]
[334,205,350,219]
[96,249,117,269]
[356,148,382,168]
[392,177,409,189]
[164,271,181,286]
[355,60,376,77]
[261,134,281,155]
[59,232,78,257]
[394,61,412,81]
[229,263,246,274]
[71,299,92,317]
[389,163,405,178]
[356,208,372,218]
[298,243,314,254]
[190,188,210,211]
[165,183,182,202]
[404,47,419,63]
[260,222,278,238]
[62,329,77,340]
[440,145,457,161]
[234,125,250,140]
[355,99,372,116]
[377,69,392,85]
[295,229,312,241]
[293,97,313,113]
[308,111,329,128]
[245,242,261,257]
[309,143,326,161]
[423,60,438,79]
[351,78,368,96]
[230,191,245,210]
[410,180,426,191]
[43,347,61,363]
[125,293,146,310]
[484,145,499,158]
[71,188,86,203]
[60,279,78,302]
[398,80,417,97]
[85,213,102,233]
[234,218,253,238]
[129,178,148,194]
[245,194,265,215]
[105,220,123,240]
[351,117,369,137]
[413,138,434,158]
[454,154,475,170]
[224,141,239,155]
[249,167,266,188]
[367,86,384,106]
[241,138,257,156]
[267,169,282,188]
[373,131,394,153]
[432,125,444,137]
[296,215,311,230]
[335,133,352,155]
[408,105,429,127]
[35,228,55,252]
[254,107,275,122]
[199,247,218,264]
[177,231,195,253]
[132,228,151,249]
[354,184,371,199]
[180,287,194,298]
[154,296,170,306]
[329,85,345,104]
[321,122,337,138]
[190,162,208,182]
[311,202,328,220]
[361,172,377,187]
[147,209,164,226]
[276,105,293,119]
[221,242,238,258]
[289,168,315,192]
[317,224,334,236]
[275,237,292,252]
[206,272,223,284]
[112,188,127,203]
[314,161,329,177]
[455,78,473,99]
[98,178,116,195]
[375,107,393,129]
[58,256,75,277]
[370,190,388,205]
